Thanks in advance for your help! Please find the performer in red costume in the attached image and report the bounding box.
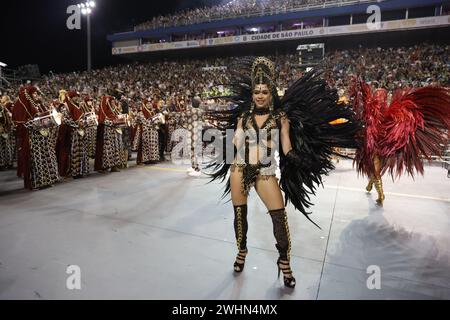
[132,98,162,165]
[56,90,91,179]
[350,78,450,205]
[81,96,98,159]
[94,94,124,173]
[12,85,60,190]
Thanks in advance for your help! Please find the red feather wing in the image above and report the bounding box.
[379,86,450,178]
[349,77,386,177]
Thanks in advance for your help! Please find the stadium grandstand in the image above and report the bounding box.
[108,0,450,60]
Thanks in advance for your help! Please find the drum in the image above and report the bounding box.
[83,112,98,127]
[29,109,62,129]
[150,113,165,125]
[113,114,131,128]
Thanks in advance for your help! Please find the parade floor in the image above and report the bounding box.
[0,159,449,300]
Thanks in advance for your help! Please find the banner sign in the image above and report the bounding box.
[113,15,450,55]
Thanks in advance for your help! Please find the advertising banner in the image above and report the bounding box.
[112,15,450,55]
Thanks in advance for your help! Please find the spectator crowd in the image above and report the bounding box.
[2,43,448,108]
[135,0,348,31]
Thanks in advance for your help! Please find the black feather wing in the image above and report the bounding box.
[280,70,361,228]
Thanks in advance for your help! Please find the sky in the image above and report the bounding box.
[0,0,223,75]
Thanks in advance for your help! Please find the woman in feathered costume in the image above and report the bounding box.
[205,57,360,288]
[350,78,450,205]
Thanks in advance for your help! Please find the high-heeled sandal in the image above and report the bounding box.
[233,249,248,273]
[277,258,296,288]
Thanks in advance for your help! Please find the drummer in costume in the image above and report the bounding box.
[12,85,60,190]
[133,98,162,165]
[56,90,92,179]
[94,93,125,173]
[79,96,98,159]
